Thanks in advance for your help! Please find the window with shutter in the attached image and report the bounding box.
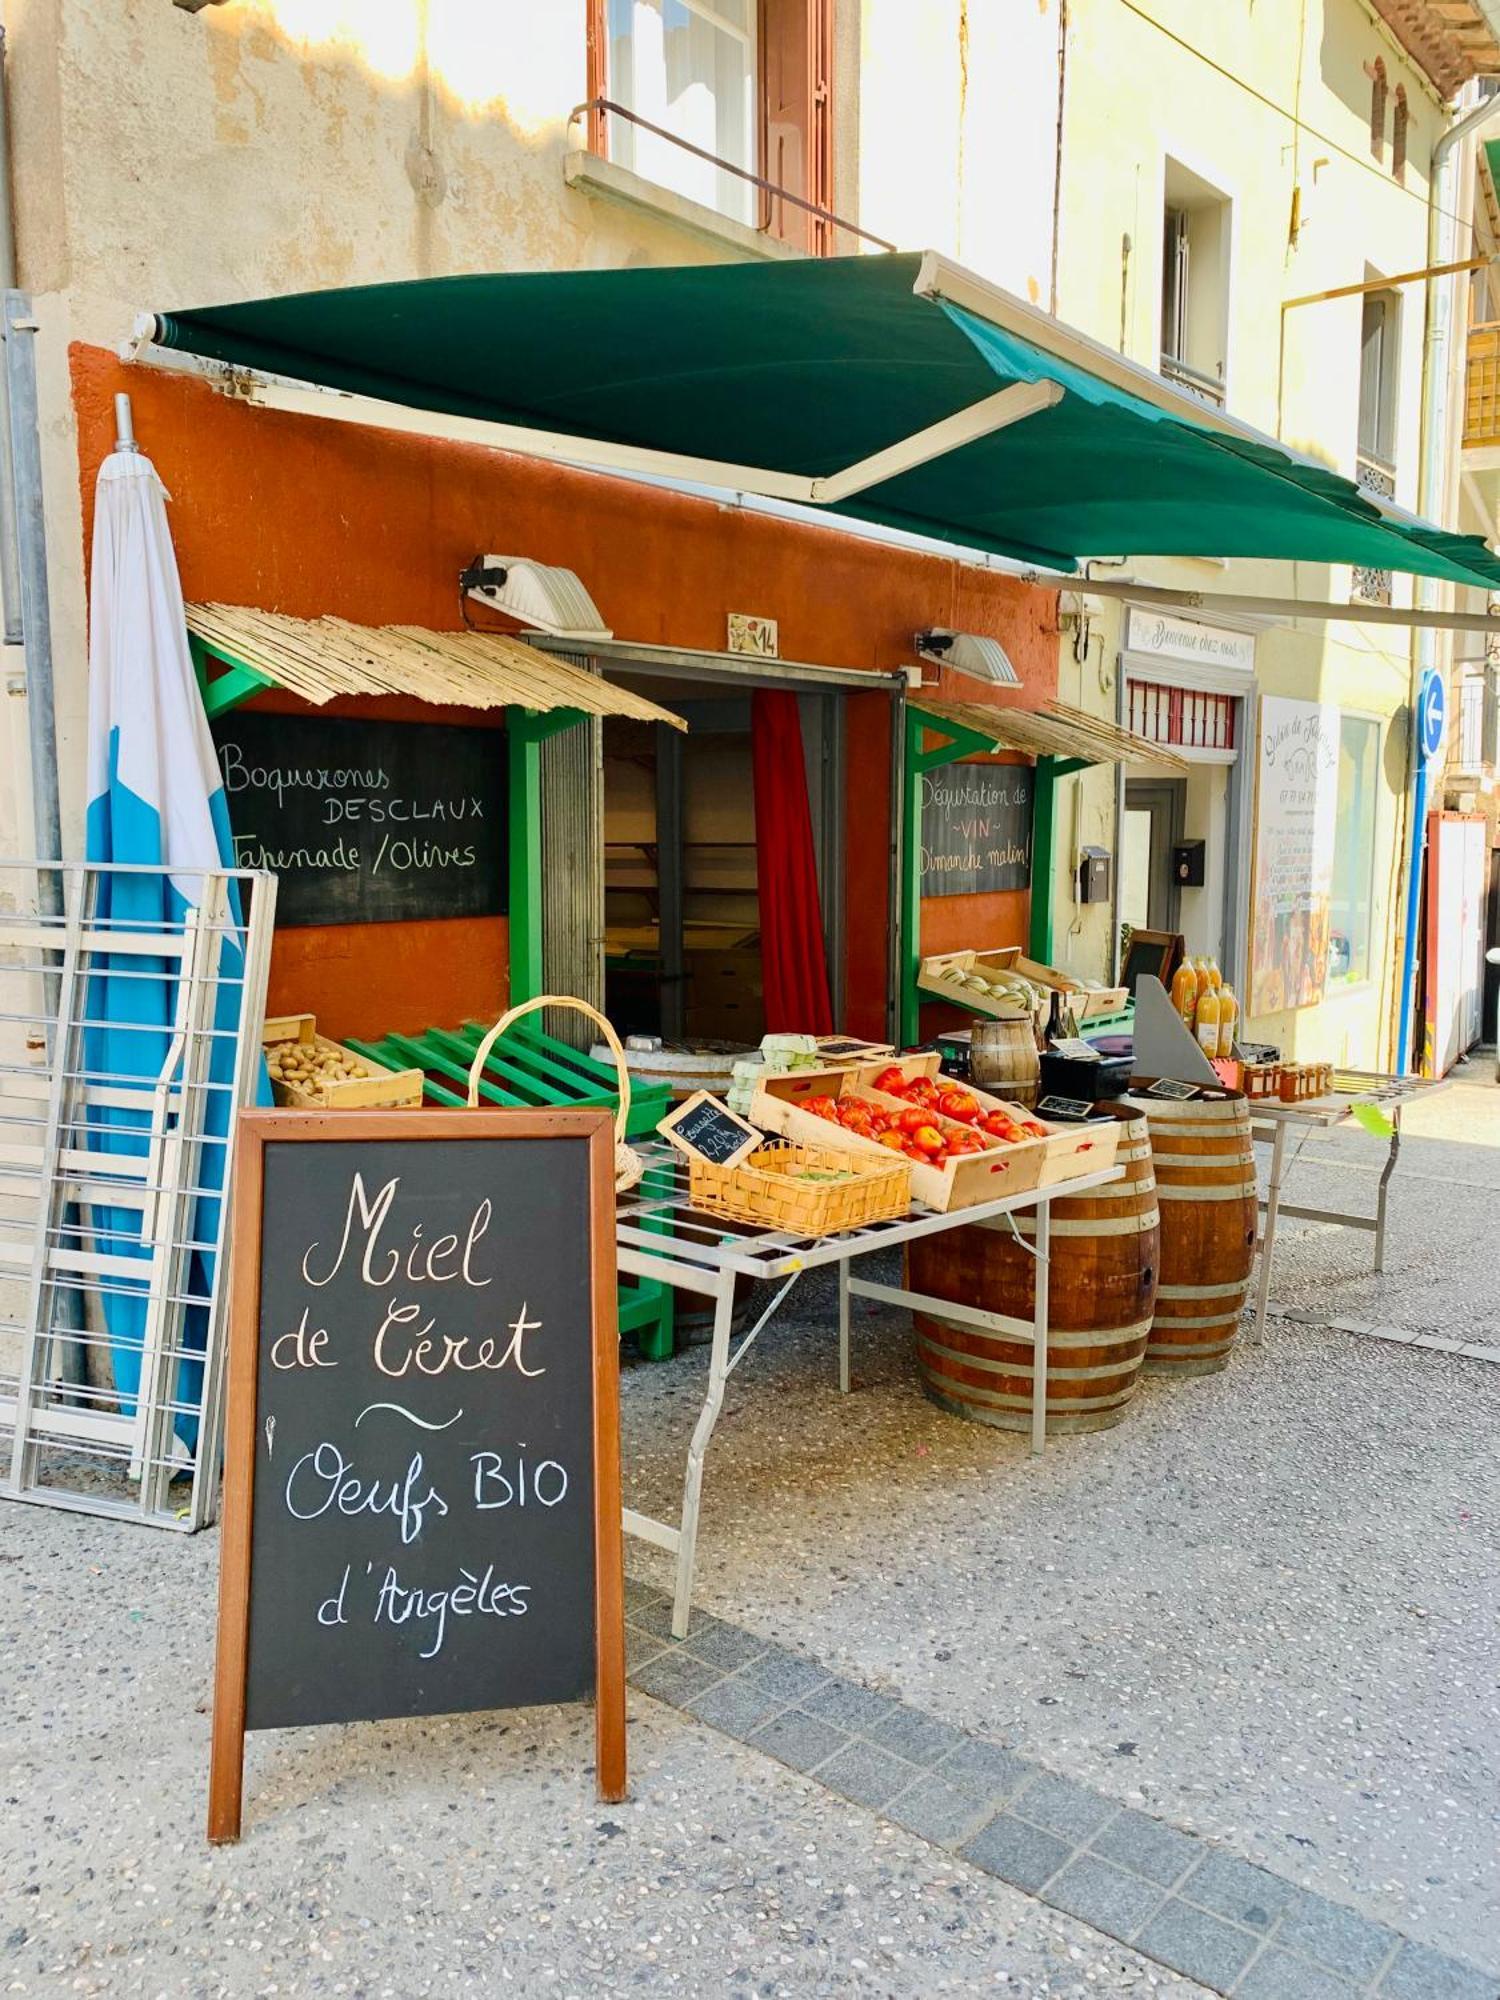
[586,0,835,249]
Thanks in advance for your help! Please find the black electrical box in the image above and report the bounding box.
[1172,839,1206,887]
[1077,846,1112,903]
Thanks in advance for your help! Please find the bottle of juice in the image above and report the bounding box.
[1216,983,1238,1058]
[1193,955,1214,1004]
[1195,981,1221,1057]
[1170,957,1199,1028]
[1206,956,1223,993]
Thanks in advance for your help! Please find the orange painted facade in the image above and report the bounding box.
[71,343,1060,1046]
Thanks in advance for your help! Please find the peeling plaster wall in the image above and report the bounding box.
[0,0,830,860]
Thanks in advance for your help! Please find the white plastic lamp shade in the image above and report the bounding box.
[465,555,613,641]
[915,629,1021,687]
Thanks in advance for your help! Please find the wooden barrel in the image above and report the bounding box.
[1128,1088,1258,1375]
[969,1019,1041,1108]
[907,1107,1159,1434]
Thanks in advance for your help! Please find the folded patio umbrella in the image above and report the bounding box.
[84,425,262,1436]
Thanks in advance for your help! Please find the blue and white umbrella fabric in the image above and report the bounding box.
[84,427,262,1432]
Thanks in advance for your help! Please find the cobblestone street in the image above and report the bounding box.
[3,1065,1497,1998]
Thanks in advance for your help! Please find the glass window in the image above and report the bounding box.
[1327,714,1380,986]
[608,0,757,225]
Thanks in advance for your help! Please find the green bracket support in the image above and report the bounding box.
[900,705,1010,1047]
[1027,754,1091,967]
[507,706,585,1005]
[188,634,277,719]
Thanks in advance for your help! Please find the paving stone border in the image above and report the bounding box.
[1270,1306,1500,1363]
[625,1578,1498,2000]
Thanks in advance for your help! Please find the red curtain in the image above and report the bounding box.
[751,688,835,1033]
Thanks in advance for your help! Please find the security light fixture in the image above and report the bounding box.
[460,555,613,642]
[914,628,1021,688]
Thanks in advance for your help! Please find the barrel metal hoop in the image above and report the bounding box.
[1157,1277,1252,1299]
[916,1332,1152,1381]
[976,1208,1160,1239]
[1155,1180,1258,1200]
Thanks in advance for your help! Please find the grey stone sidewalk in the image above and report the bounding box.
[626,1577,1497,2000]
[619,1075,1500,1974]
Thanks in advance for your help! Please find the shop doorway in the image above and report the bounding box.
[1122,778,1186,935]
[598,683,845,1047]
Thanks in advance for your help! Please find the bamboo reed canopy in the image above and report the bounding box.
[184,604,687,729]
[915,695,1187,770]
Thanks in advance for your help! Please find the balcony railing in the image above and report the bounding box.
[1160,352,1226,408]
[1464,321,1500,449]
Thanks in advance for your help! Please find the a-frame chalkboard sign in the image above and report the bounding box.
[209,1108,626,1842]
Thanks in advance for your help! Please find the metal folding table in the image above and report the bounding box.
[1249,1072,1450,1343]
[614,1141,1123,1635]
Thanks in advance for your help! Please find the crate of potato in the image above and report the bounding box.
[262,1014,424,1110]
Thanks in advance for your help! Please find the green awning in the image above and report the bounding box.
[151,250,1500,591]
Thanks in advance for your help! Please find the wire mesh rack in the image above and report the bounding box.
[0,860,275,1529]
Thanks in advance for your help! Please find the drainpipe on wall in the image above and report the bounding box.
[0,28,22,644]
[1396,90,1500,1072]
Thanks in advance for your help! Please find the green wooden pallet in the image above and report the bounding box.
[347,1018,677,1360]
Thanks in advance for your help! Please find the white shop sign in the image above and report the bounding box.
[1126,609,1257,671]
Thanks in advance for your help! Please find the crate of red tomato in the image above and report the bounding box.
[750,1054,1118,1213]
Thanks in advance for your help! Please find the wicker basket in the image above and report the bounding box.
[465,995,643,1192]
[688,1140,911,1237]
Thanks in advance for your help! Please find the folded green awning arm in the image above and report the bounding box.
[151,251,1500,592]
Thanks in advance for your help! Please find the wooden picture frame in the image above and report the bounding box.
[208,1107,625,1844]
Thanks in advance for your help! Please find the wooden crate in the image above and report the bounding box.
[750,1072,1117,1212]
[918,947,1126,1021]
[917,948,1033,1020]
[263,1013,425,1110]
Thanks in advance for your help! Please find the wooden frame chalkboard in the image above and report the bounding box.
[1121,928,1183,997]
[656,1090,761,1168]
[208,1108,625,1843]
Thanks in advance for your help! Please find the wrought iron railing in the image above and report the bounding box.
[1353,453,1396,606]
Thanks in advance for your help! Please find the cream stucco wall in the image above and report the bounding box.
[1014,0,1470,1065]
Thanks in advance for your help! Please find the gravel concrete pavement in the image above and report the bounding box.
[1,1062,1496,1996]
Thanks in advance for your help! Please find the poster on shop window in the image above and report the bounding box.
[1250,697,1340,1014]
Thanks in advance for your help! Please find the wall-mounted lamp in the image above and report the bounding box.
[913,628,1021,688]
[460,554,613,642]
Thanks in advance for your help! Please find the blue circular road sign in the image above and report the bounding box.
[1417,670,1446,765]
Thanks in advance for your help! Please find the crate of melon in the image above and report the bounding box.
[752,1070,1053,1212]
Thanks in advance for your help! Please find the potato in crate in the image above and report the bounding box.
[262,1013,424,1109]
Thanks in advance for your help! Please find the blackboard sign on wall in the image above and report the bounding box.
[919,761,1034,898]
[209,1109,625,1842]
[211,710,507,928]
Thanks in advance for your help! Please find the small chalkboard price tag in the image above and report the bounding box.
[1143,1077,1202,1101]
[208,1108,626,1844]
[1037,1093,1109,1123]
[656,1091,761,1169]
[815,1038,892,1061]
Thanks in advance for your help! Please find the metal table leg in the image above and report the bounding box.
[1251,1119,1288,1345]
[838,1255,852,1394]
[1031,1195,1051,1457]
[1374,1107,1401,1275]
[670,1269,739,1640]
